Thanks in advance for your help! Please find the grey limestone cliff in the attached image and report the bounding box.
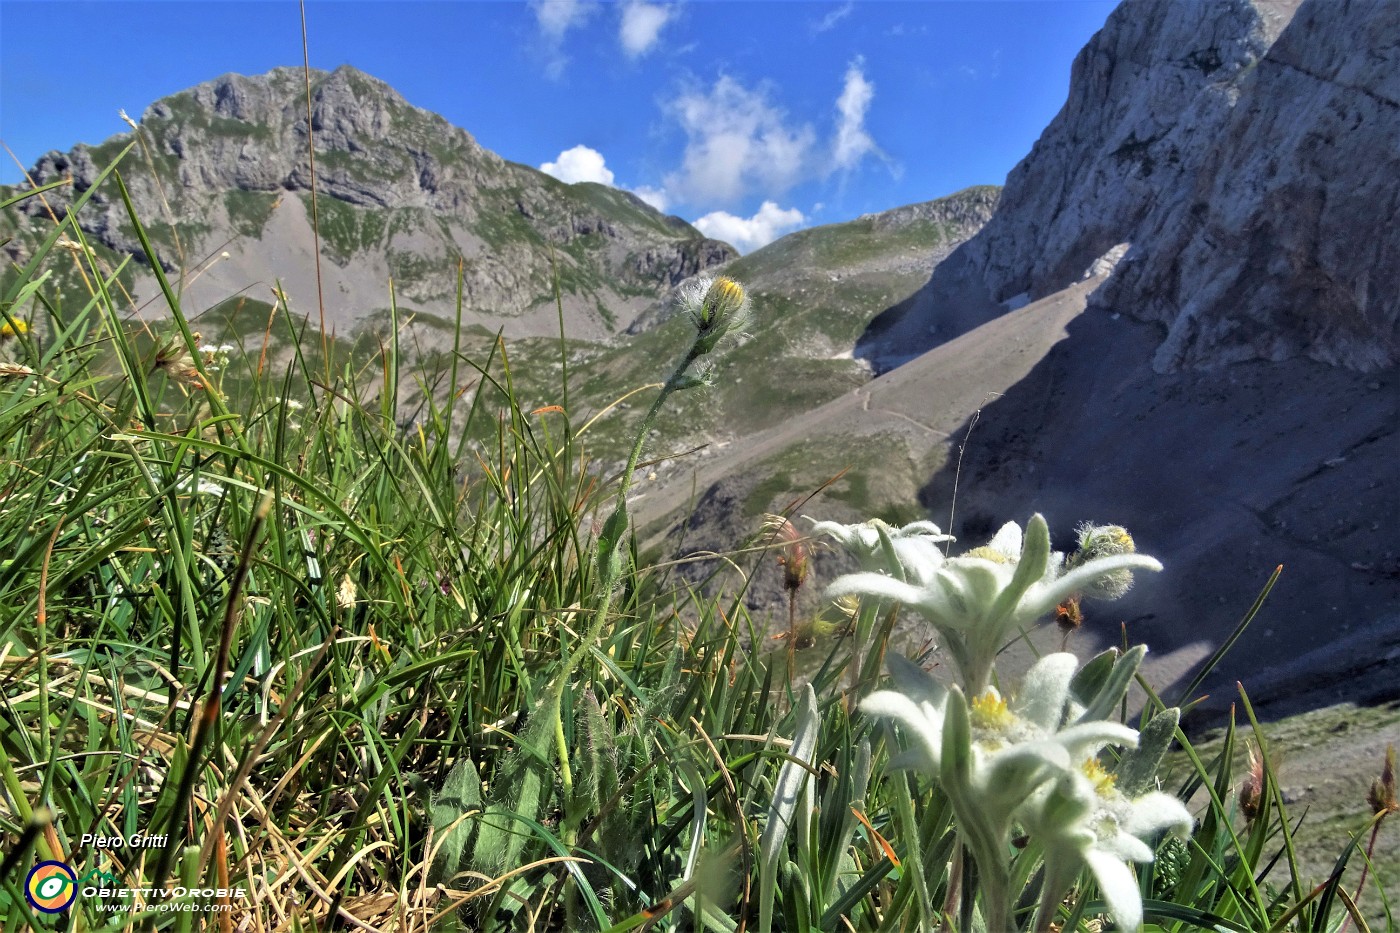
[1098,0,1400,372]
[864,0,1398,373]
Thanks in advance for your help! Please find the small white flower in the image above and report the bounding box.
[1021,759,1193,931]
[808,517,953,587]
[829,514,1162,691]
[864,651,1150,933]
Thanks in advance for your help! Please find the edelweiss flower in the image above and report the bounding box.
[863,653,1138,812]
[1021,758,1192,931]
[829,514,1161,692]
[808,517,953,587]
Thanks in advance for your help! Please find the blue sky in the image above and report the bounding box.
[0,0,1116,252]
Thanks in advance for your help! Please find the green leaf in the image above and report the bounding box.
[1074,644,1146,724]
[1115,706,1180,797]
[1069,648,1118,707]
[987,512,1050,624]
[471,708,554,873]
[430,757,483,882]
[758,684,820,933]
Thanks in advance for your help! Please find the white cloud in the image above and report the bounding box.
[540,146,673,212]
[811,1,854,34]
[693,201,805,254]
[540,145,615,185]
[619,1,674,58]
[530,0,596,76]
[532,0,593,39]
[663,75,816,205]
[832,57,878,172]
[631,185,670,213]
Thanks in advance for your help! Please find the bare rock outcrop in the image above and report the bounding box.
[1097,0,1400,372]
[865,0,1398,373]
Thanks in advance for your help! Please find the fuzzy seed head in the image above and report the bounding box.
[1368,744,1398,816]
[1239,743,1266,823]
[1055,595,1084,634]
[773,517,810,592]
[701,277,745,325]
[337,575,358,609]
[1070,522,1139,599]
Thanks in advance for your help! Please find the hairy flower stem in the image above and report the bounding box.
[787,587,798,676]
[551,340,706,838]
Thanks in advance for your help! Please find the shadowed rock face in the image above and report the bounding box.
[6,65,735,338]
[915,304,1399,718]
[864,0,1398,373]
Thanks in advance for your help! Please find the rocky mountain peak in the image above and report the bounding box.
[5,66,735,339]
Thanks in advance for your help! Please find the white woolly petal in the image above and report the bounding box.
[1124,792,1194,839]
[826,572,926,607]
[861,690,944,771]
[895,520,954,541]
[956,561,1005,612]
[808,519,872,552]
[987,521,1023,558]
[1020,554,1164,620]
[1097,831,1156,863]
[981,742,1071,801]
[1084,848,1144,932]
[1014,653,1079,730]
[885,653,947,707]
[892,537,946,585]
[1054,722,1140,758]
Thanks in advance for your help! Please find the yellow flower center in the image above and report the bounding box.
[962,544,1016,564]
[1081,757,1118,794]
[970,690,1015,731]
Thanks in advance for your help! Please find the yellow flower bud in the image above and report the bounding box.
[700,276,746,325]
[678,275,752,354]
[0,319,31,341]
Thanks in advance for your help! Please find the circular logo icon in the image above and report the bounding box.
[26,861,78,913]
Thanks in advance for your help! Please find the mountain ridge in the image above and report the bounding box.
[3,64,736,340]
